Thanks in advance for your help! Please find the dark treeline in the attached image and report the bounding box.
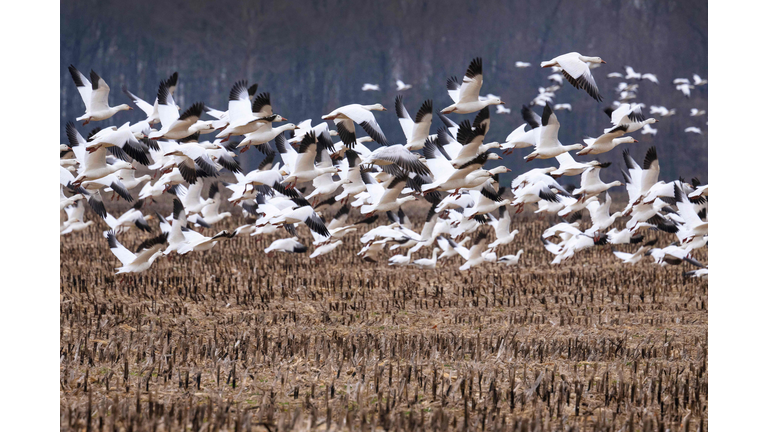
[61,0,707,183]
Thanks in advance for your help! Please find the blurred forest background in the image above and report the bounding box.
[60,0,707,184]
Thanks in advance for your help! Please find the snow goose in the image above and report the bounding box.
[523,104,584,162]
[335,150,368,203]
[214,82,278,139]
[606,227,645,245]
[272,198,331,237]
[548,74,564,85]
[488,206,518,249]
[360,174,417,216]
[451,116,500,168]
[685,127,702,134]
[282,131,340,188]
[459,232,489,271]
[106,231,167,274]
[572,162,622,198]
[692,74,708,86]
[496,105,511,114]
[305,155,351,204]
[541,52,605,102]
[409,248,440,269]
[323,103,388,146]
[676,83,694,97]
[116,163,151,190]
[395,96,433,150]
[515,61,531,68]
[79,173,133,217]
[233,119,296,152]
[68,66,132,124]
[178,228,230,255]
[60,185,85,210]
[198,183,232,225]
[60,200,94,235]
[554,103,572,111]
[122,85,160,125]
[149,79,212,140]
[645,243,703,267]
[310,240,344,259]
[362,144,431,176]
[673,184,708,242]
[388,248,413,266]
[604,103,658,133]
[511,176,568,214]
[441,57,505,114]
[500,105,542,155]
[67,123,134,186]
[362,83,380,91]
[649,106,676,117]
[606,72,624,78]
[577,125,636,155]
[584,193,621,234]
[163,141,219,184]
[264,237,307,255]
[684,268,709,278]
[102,199,153,234]
[611,239,657,264]
[690,108,706,117]
[551,152,601,177]
[624,66,642,80]
[497,249,523,266]
[84,122,151,166]
[396,79,412,91]
[423,147,505,194]
[641,124,658,136]
[641,73,659,84]
[464,182,510,218]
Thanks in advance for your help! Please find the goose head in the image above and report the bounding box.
[486,98,505,106]
[614,137,639,145]
[116,104,133,112]
[580,56,606,64]
[564,143,585,152]
[489,166,511,175]
[364,104,387,111]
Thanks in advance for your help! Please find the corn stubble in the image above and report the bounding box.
[60,210,707,431]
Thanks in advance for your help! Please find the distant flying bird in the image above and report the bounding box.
[554,104,572,111]
[548,74,564,84]
[606,72,624,78]
[692,74,708,86]
[641,124,658,136]
[541,52,606,102]
[676,83,694,97]
[641,73,659,84]
[624,66,642,80]
[649,106,676,117]
[396,80,412,91]
[496,105,511,114]
[362,83,381,91]
[515,61,532,68]
[690,108,706,117]
[673,78,691,85]
[685,127,702,134]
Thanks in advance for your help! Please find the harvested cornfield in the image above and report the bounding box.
[60,209,707,431]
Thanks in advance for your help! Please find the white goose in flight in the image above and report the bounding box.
[441,57,504,114]
[541,52,605,102]
[106,231,168,274]
[323,103,388,147]
[68,65,133,124]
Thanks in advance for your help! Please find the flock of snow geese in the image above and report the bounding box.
[60,52,708,278]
